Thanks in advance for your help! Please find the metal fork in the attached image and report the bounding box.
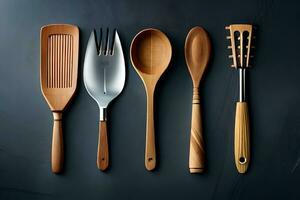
[83,28,126,171]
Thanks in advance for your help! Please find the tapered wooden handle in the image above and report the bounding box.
[97,121,109,171]
[189,88,205,173]
[234,102,250,173]
[51,112,63,173]
[145,92,156,171]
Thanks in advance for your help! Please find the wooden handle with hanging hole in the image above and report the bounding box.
[234,102,250,173]
[189,87,205,173]
[145,91,156,171]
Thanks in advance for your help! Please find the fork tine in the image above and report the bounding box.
[113,30,122,57]
[105,28,110,55]
[98,28,103,55]
[110,29,116,55]
[86,30,98,57]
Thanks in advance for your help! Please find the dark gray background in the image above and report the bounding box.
[0,0,300,199]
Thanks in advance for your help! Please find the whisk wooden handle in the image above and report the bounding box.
[97,121,109,171]
[234,102,250,173]
[189,88,205,173]
[145,92,156,171]
[51,112,63,173]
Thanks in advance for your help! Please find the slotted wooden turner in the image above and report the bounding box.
[40,24,79,173]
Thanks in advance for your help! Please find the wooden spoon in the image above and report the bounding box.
[130,28,172,171]
[184,27,211,173]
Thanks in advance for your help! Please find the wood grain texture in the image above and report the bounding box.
[189,87,205,173]
[40,24,79,173]
[97,121,109,171]
[41,24,79,111]
[130,28,172,171]
[185,27,211,86]
[145,88,156,170]
[234,102,250,173]
[225,24,254,68]
[51,112,63,173]
[185,27,211,173]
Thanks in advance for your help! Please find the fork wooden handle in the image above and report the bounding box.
[234,102,250,173]
[51,112,63,173]
[189,88,205,173]
[97,121,109,171]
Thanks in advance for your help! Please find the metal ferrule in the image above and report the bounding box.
[239,68,246,102]
[100,107,107,121]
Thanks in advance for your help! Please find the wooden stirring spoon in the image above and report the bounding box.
[130,29,172,171]
[184,27,211,173]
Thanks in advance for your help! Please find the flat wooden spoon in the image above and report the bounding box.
[130,28,172,171]
[184,27,211,173]
[40,24,79,173]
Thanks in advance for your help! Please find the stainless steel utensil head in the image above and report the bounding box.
[84,28,125,119]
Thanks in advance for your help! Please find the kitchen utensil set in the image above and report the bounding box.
[40,23,256,174]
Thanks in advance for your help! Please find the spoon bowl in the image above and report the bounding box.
[185,27,211,86]
[131,29,172,76]
[130,28,172,170]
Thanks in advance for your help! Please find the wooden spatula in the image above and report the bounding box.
[40,24,79,173]
[225,24,255,173]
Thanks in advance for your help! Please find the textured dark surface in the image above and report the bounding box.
[0,0,300,199]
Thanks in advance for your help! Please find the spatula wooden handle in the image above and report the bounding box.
[189,88,205,173]
[51,112,63,173]
[145,92,156,171]
[234,102,250,173]
[97,121,109,171]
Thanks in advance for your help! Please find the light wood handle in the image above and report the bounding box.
[189,88,205,173]
[51,112,63,173]
[234,102,250,173]
[145,92,156,171]
[97,121,109,171]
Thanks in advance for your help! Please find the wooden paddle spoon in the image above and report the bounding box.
[130,28,172,171]
[40,24,79,173]
[184,27,211,173]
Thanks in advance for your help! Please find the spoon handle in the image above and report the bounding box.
[189,87,205,173]
[97,121,109,171]
[51,112,64,173]
[234,102,250,173]
[145,91,156,171]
